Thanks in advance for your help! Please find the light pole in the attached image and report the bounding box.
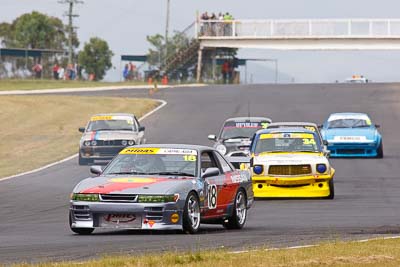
[164,0,170,66]
[59,0,83,64]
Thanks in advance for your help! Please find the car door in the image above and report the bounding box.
[200,150,227,218]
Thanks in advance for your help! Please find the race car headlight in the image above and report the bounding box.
[121,140,128,146]
[316,164,327,173]
[253,165,264,175]
[128,140,135,146]
[71,193,99,202]
[216,144,227,155]
[137,194,179,203]
[84,141,91,146]
[91,140,97,146]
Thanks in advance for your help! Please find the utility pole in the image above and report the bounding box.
[164,0,170,65]
[59,0,83,64]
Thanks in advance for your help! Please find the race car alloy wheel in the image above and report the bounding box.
[377,141,384,158]
[324,179,335,200]
[183,192,200,234]
[223,189,247,229]
[69,212,94,235]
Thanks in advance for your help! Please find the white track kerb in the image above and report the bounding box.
[230,235,400,254]
[0,99,167,182]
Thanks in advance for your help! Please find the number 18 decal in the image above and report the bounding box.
[207,184,217,209]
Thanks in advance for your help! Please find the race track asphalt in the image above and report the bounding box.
[1,83,400,263]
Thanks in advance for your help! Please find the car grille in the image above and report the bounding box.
[71,205,91,220]
[336,149,365,154]
[268,165,312,175]
[144,207,163,221]
[95,140,127,146]
[100,194,138,202]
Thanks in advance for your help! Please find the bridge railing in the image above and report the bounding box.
[196,19,400,38]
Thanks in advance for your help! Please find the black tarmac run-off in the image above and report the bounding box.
[1,83,400,263]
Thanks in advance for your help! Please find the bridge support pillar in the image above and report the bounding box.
[196,48,203,83]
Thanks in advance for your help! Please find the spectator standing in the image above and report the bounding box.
[217,12,224,36]
[223,12,234,36]
[228,60,234,83]
[58,66,65,80]
[52,64,59,80]
[200,12,210,35]
[123,64,129,81]
[210,13,217,36]
[32,63,43,79]
[222,60,230,84]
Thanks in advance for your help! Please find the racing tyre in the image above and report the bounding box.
[325,179,335,200]
[78,154,91,165]
[377,142,384,158]
[223,189,247,230]
[182,192,200,234]
[69,213,94,235]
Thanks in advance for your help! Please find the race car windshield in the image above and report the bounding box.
[327,119,370,129]
[87,119,136,132]
[254,133,320,154]
[104,154,197,177]
[220,122,268,140]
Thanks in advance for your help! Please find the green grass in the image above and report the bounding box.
[0,95,158,178]
[8,238,400,267]
[0,79,148,91]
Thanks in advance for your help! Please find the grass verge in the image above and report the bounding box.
[0,79,148,91]
[8,238,400,267]
[0,95,158,178]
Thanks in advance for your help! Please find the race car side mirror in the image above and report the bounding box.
[375,124,380,128]
[208,134,217,141]
[139,126,145,132]
[78,127,85,133]
[90,165,103,175]
[202,167,220,179]
[323,140,328,146]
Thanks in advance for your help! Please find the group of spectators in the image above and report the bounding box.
[51,63,83,80]
[31,62,83,80]
[199,12,234,36]
[123,62,140,81]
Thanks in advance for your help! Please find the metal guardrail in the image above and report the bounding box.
[196,19,400,38]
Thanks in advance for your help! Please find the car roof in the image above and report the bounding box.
[91,113,135,117]
[327,112,370,121]
[224,117,272,122]
[130,143,214,152]
[256,127,316,135]
[329,112,368,117]
[268,122,318,127]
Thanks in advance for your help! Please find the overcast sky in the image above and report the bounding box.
[2,0,400,82]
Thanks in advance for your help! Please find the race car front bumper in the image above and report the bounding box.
[80,145,126,161]
[252,173,334,198]
[328,143,378,157]
[70,201,183,230]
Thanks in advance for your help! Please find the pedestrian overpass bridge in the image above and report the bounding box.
[161,19,400,82]
[196,19,400,50]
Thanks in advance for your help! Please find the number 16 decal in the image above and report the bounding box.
[208,184,217,209]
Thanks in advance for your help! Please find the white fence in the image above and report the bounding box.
[196,19,400,38]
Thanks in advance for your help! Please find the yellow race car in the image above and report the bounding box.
[249,128,335,199]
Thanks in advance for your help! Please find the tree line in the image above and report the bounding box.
[0,11,112,80]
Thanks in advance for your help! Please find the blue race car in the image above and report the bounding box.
[320,113,383,158]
